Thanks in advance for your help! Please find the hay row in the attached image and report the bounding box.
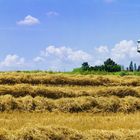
[1,125,140,140]
[0,84,140,98]
[0,74,140,86]
[0,95,140,113]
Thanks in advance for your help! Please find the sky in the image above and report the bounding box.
[0,0,140,71]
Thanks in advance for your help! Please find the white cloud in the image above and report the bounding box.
[41,45,91,62]
[46,11,59,17]
[94,60,103,65]
[1,40,137,71]
[68,50,91,61]
[93,40,139,67]
[95,46,109,54]
[33,41,139,70]
[111,40,136,60]
[111,40,140,67]
[33,57,45,63]
[34,46,92,71]
[1,54,25,67]
[17,15,40,26]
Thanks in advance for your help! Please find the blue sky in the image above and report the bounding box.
[0,0,140,71]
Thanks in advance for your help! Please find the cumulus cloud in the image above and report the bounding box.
[95,46,109,54]
[1,54,25,67]
[17,15,40,26]
[0,40,138,71]
[34,45,92,71]
[46,11,59,17]
[111,40,140,67]
[111,40,135,60]
[33,41,139,70]
[93,40,139,67]
[41,46,91,62]
[33,57,45,63]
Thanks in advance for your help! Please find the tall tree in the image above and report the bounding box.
[104,58,121,72]
[81,62,90,71]
[129,61,133,71]
[134,63,137,71]
[138,65,140,71]
[104,58,116,66]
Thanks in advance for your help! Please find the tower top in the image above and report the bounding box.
[137,40,140,52]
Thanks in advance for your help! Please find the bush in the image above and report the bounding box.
[119,71,127,77]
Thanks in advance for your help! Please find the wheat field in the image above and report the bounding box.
[0,72,140,139]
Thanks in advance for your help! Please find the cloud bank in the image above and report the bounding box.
[94,40,139,66]
[0,55,25,70]
[0,40,139,71]
[32,40,139,71]
[33,46,92,71]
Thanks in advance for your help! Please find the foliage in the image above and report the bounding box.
[134,63,137,71]
[129,61,134,71]
[103,58,121,72]
[74,58,121,73]
[119,71,127,77]
[81,62,90,71]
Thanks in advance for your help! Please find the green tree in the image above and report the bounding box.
[104,58,116,66]
[104,58,121,72]
[134,63,137,71]
[81,62,90,71]
[129,61,133,71]
[78,58,121,73]
[138,65,140,71]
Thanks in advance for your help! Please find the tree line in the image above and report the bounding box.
[74,58,140,72]
[126,61,140,71]
[81,58,121,72]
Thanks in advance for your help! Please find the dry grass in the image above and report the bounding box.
[0,72,140,86]
[0,84,139,98]
[0,125,85,140]
[0,95,139,113]
[1,125,140,140]
[0,112,140,139]
[0,112,140,131]
[0,73,139,139]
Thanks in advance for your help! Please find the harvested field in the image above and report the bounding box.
[0,73,140,139]
[0,73,140,86]
[0,112,140,139]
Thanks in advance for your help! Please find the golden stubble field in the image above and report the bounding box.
[0,72,140,139]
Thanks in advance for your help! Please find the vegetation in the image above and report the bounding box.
[0,84,140,98]
[0,113,140,139]
[0,72,139,139]
[74,58,121,73]
[73,58,140,75]
[1,72,140,86]
[0,95,140,113]
[1,124,140,140]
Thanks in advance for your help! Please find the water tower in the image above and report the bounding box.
[137,40,140,52]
